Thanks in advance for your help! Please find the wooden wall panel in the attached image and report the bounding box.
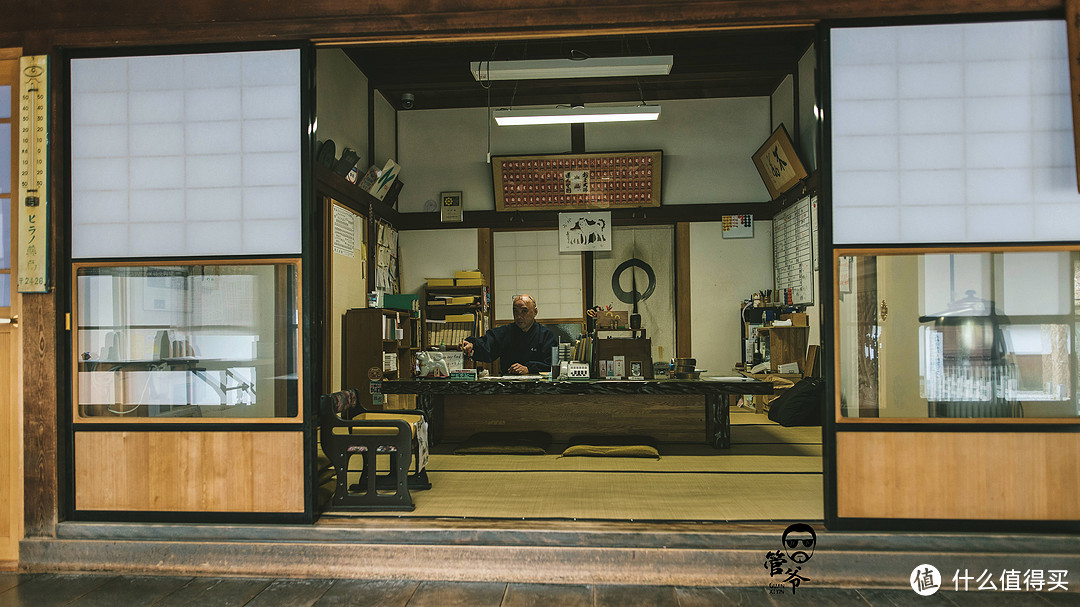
[836,432,1080,520]
[22,295,57,535]
[443,394,704,442]
[74,431,305,512]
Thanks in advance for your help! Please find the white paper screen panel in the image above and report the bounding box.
[830,20,1080,244]
[70,49,302,258]
[493,230,583,321]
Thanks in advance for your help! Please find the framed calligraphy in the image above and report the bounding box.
[752,125,807,200]
[492,151,662,212]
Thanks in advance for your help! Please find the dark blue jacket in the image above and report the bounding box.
[466,322,559,374]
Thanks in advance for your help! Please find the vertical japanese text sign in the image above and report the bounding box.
[18,55,48,293]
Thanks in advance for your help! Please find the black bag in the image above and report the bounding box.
[767,377,824,427]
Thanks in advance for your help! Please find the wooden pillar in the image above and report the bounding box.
[477,228,492,331]
[675,222,691,358]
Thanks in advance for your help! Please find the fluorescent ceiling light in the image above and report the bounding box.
[471,55,673,81]
[494,105,661,126]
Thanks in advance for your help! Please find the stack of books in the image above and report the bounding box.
[425,313,480,347]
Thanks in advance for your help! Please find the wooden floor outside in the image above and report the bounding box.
[7,572,1073,606]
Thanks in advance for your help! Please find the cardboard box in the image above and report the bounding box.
[454,270,483,280]
[427,278,455,287]
[455,278,484,286]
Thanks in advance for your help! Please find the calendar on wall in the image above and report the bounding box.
[721,214,754,239]
[773,195,816,306]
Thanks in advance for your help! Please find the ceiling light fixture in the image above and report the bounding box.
[493,105,661,126]
[471,55,673,81]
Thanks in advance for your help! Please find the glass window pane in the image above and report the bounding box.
[837,251,1079,419]
[831,20,1080,244]
[0,274,9,307]
[0,123,9,194]
[74,261,301,419]
[0,198,8,270]
[69,49,302,259]
[493,229,583,322]
[0,85,9,118]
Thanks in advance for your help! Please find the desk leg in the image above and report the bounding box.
[705,394,730,449]
[417,394,444,446]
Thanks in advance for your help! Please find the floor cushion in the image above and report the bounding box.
[453,430,552,455]
[561,434,660,458]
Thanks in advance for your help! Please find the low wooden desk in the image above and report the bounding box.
[381,378,772,449]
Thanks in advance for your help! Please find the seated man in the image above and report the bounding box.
[460,293,558,375]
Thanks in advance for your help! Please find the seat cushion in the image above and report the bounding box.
[453,431,552,455]
[561,434,660,458]
[350,412,423,437]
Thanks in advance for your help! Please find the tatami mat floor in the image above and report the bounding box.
[324,408,824,522]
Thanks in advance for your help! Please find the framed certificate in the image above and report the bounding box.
[440,191,463,222]
[492,150,662,211]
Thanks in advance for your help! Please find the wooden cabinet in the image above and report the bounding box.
[421,284,489,350]
[342,308,420,408]
[757,325,810,373]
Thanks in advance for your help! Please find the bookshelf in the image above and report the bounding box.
[342,308,420,409]
[422,284,489,350]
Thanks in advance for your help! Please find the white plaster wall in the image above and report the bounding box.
[798,44,818,172]
[771,74,795,136]
[316,49,369,171]
[398,228,479,295]
[397,107,570,212]
[689,220,775,376]
[396,98,773,211]
[586,97,772,204]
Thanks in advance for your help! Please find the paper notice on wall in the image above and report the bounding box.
[332,204,356,258]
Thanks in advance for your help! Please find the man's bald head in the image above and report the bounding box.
[512,294,538,331]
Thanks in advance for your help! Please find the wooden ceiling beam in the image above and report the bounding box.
[7,0,1058,51]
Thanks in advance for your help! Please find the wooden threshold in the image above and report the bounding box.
[20,519,1080,588]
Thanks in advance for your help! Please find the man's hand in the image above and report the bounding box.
[460,339,474,357]
[507,363,529,375]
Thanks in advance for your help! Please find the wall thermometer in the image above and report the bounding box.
[17,55,48,293]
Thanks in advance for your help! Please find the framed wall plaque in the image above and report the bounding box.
[440,190,463,222]
[493,151,662,211]
[752,125,807,200]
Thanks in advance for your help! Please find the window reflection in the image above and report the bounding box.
[74,262,300,420]
[838,251,1078,419]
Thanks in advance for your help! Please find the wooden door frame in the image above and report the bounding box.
[0,47,23,568]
